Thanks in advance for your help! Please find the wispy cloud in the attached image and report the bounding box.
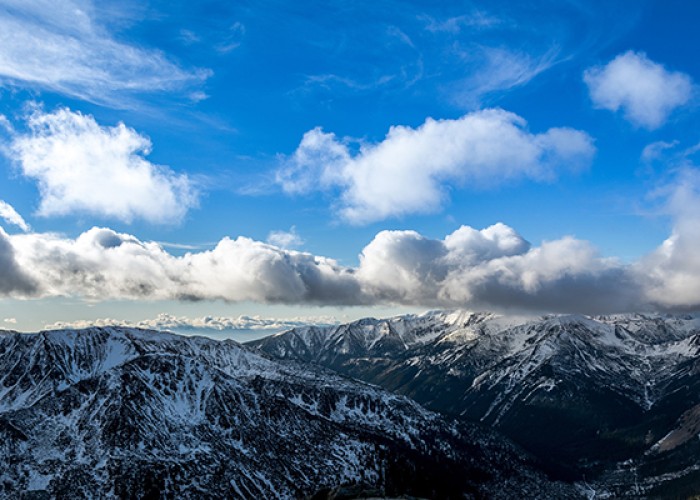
[421,11,500,33]
[7,226,363,305]
[8,107,199,224]
[267,226,304,249]
[0,200,30,232]
[584,51,693,129]
[0,0,210,105]
[277,109,595,224]
[215,21,246,53]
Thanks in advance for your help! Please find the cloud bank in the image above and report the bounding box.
[9,108,198,224]
[584,51,693,129]
[277,109,595,224]
[1,188,699,313]
[0,0,209,104]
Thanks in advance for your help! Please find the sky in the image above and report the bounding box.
[1,0,700,337]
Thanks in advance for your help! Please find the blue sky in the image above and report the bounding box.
[1,0,700,336]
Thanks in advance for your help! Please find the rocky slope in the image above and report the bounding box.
[249,310,700,496]
[0,326,575,499]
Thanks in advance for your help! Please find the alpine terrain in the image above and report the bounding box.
[0,326,576,499]
[249,310,700,498]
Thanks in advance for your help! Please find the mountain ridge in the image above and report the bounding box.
[0,325,575,498]
[248,310,700,497]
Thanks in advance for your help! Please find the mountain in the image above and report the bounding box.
[248,310,700,497]
[0,326,576,499]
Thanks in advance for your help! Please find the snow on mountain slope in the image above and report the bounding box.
[0,326,575,499]
[249,310,700,494]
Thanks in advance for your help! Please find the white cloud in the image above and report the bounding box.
[639,168,700,309]
[267,226,304,249]
[584,51,693,129]
[0,114,13,133]
[356,225,638,313]
[1,211,700,313]
[641,140,679,164]
[3,317,17,324]
[9,108,198,224]
[0,0,209,105]
[278,109,595,224]
[0,223,641,314]
[0,226,36,295]
[0,200,30,232]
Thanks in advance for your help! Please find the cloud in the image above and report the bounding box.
[9,107,198,224]
[8,226,364,305]
[3,318,17,324]
[215,22,246,53]
[638,168,700,309]
[43,312,338,333]
[0,200,30,232]
[0,0,209,105]
[450,47,559,107]
[267,226,304,249]
[584,51,693,129]
[278,109,595,224]
[356,225,640,313]
[422,12,500,33]
[1,213,700,313]
[0,223,642,314]
[641,140,679,164]
[0,227,36,295]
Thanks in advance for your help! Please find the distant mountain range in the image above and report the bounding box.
[0,326,574,499]
[249,310,700,498]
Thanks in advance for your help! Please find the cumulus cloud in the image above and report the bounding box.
[584,51,693,129]
[0,200,30,232]
[639,168,700,309]
[277,109,595,224]
[0,227,36,295]
[267,226,304,249]
[1,215,699,313]
[43,312,338,333]
[8,226,364,305]
[0,0,209,105]
[0,222,643,314]
[356,225,640,313]
[9,108,198,224]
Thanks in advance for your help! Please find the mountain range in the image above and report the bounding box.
[249,310,700,498]
[3,310,699,498]
[0,325,575,499]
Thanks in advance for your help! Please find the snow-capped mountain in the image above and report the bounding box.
[248,310,700,496]
[0,326,575,499]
